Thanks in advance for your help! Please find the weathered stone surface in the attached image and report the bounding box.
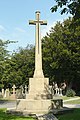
[16,99,52,114]
[37,113,58,120]
[26,77,49,99]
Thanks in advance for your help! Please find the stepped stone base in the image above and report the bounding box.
[15,77,52,115]
[16,99,52,114]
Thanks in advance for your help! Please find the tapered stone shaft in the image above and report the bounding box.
[29,11,47,78]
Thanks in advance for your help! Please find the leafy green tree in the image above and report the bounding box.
[50,0,80,92]
[0,39,12,70]
[51,0,80,18]
[51,0,80,27]
[0,39,16,89]
[0,39,15,88]
[2,45,35,89]
[42,18,80,92]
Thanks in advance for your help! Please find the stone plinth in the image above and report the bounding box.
[26,77,49,99]
[16,99,51,114]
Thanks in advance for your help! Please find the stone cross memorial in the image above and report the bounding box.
[16,11,51,114]
[11,84,16,99]
[12,84,16,95]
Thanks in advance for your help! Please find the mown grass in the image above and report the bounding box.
[57,108,80,120]
[64,99,80,104]
[0,108,35,120]
[58,96,80,100]
[0,108,80,120]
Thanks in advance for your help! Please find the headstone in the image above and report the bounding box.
[4,90,6,98]
[55,88,59,96]
[59,88,63,96]
[54,83,59,96]
[2,88,5,97]
[10,84,16,99]
[51,82,55,98]
[54,82,58,89]
[60,81,66,95]
[4,88,10,98]
[12,84,16,95]
[25,85,28,94]
[20,85,24,94]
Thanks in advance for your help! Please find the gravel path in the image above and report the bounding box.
[63,104,80,108]
[0,97,80,109]
[0,100,16,109]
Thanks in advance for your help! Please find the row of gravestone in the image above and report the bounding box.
[49,81,66,97]
[1,83,65,100]
[48,86,63,98]
[1,85,28,100]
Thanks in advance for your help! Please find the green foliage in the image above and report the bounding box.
[51,0,80,26]
[1,45,35,88]
[66,89,76,97]
[0,39,16,89]
[57,108,80,120]
[0,39,16,61]
[42,17,80,90]
[51,0,80,16]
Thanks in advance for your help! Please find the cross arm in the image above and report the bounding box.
[29,20,36,25]
[41,21,47,25]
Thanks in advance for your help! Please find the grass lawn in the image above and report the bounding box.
[58,96,80,100]
[64,99,80,104]
[0,108,80,120]
[0,109,35,120]
[57,108,80,120]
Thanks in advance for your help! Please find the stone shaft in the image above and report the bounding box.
[29,11,47,78]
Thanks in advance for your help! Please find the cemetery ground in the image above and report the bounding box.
[57,108,80,120]
[0,108,80,120]
[0,96,80,120]
[0,108,34,120]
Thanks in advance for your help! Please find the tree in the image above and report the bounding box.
[42,18,80,92]
[50,0,80,92]
[51,0,80,25]
[0,39,16,89]
[1,45,35,89]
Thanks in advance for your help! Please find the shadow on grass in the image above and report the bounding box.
[0,109,34,120]
[57,108,80,120]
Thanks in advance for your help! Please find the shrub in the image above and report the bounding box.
[66,89,76,97]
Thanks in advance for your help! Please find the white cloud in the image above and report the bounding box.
[41,18,65,38]
[0,25,6,32]
[41,21,56,38]
[15,27,26,33]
